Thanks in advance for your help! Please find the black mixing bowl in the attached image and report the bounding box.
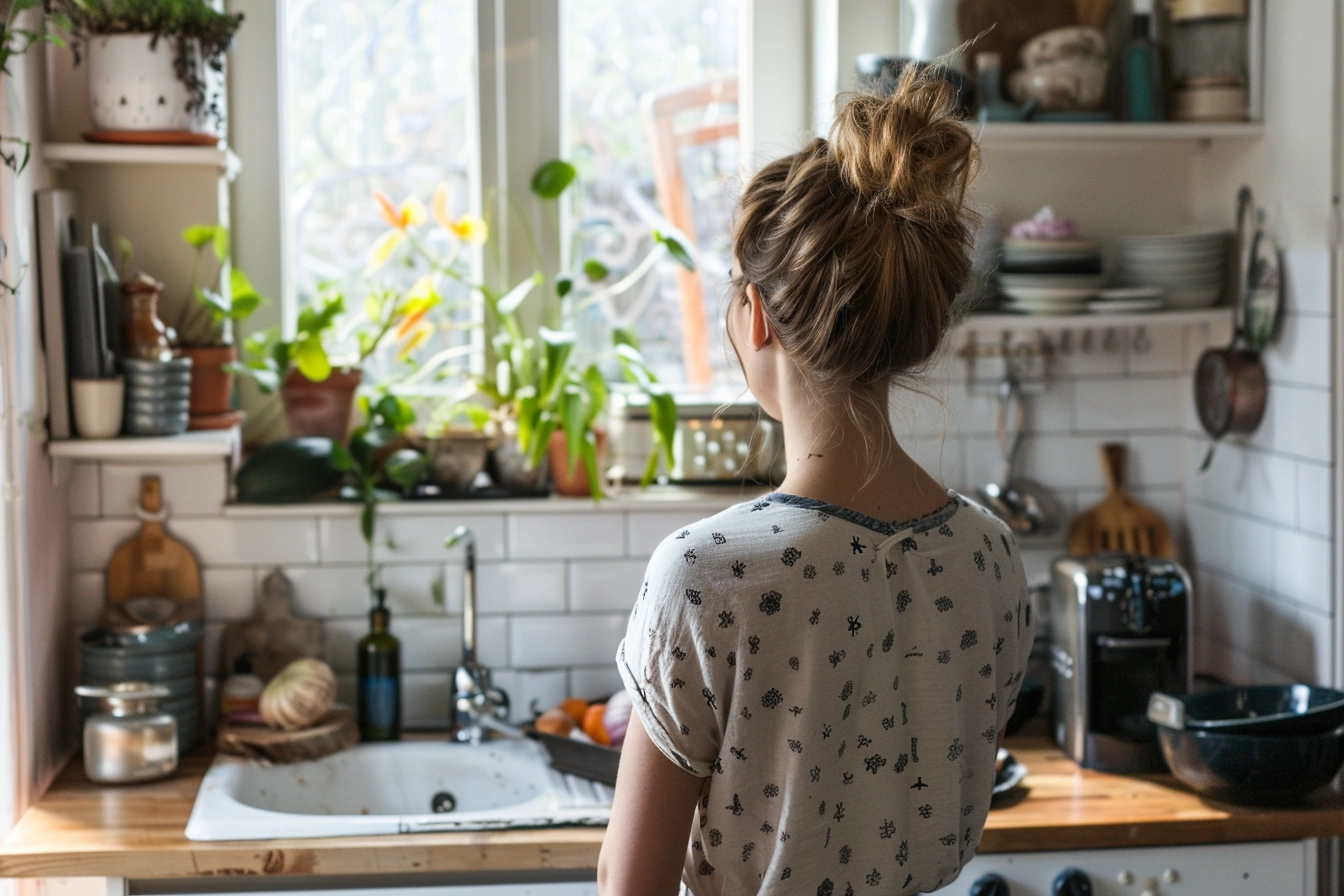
[1181,684,1344,735]
[1156,722,1344,805]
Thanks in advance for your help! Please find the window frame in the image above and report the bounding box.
[227,0,811,403]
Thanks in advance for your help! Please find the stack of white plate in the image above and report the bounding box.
[1116,232,1230,309]
[997,239,1104,315]
[997,272,1106,315]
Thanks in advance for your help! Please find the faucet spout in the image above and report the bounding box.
[447,526,508,742]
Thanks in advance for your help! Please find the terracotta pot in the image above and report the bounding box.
[547,428,608,498]
[279,368,362,442]
[180,345,236,420]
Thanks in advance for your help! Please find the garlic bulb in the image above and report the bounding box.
[260,658,337,730]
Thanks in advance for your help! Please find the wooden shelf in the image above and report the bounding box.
[956,307,1231,334]
[975,122,1263,143]
[42,142,241,180]
[48,427,240,462]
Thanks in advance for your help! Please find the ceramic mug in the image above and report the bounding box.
[71,376,125,439]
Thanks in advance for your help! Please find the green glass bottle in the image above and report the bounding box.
[357,588,401,741]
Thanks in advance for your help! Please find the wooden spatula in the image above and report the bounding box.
[105,475,202,616]
[1068,444,1175,559]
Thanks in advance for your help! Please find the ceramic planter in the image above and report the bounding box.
[547,429,608,498]
[87,34,217,133]
[410,430,490,494]
[487,435,549,495]
[279,368,361,442]
[180,345,237,426]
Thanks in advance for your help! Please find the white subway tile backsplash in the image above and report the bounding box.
[322,513,506,564]
[627,512,705,557]
[569,560,647,612]
[1264,313,1332,388]
[475,615,510,668]
[1126,435,1186,488]
[395,616,462,671]
[1283,246,1331,315]
[1187,502,1232,571]
[284,565,451,618]
[1074,377,1185,432]
[508,513,625,560]
[1126,325,1189,375]
[508,614,629,669]
[173,517,320,567]
[1268,386,1332,463]
[67,463,100,519]
[402,672,452,729]
[101,462,228,518]
[570,665,626,701]
[1272,529,1333,615]
[1238,451,1299,528]
[1226,515,1277,593]
[1265,601,1332,685]
[477,561,566,613]
[202,568,257,621]
[1297,461,1332,536]
[500,669,569,721]
[1016,435,1111,490]
[70,519,139,571]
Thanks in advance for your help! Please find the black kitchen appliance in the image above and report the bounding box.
[1049,553,1191,773]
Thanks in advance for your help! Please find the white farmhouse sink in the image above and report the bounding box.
[185,739,613,841]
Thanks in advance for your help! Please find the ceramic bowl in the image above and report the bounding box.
[1009,57,1110,112]
[1157,722,1344,805]
[1020,26,1108,68]
[79,619,204,655]
[80,648,198,681]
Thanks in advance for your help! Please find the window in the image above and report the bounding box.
[266,0,805,393]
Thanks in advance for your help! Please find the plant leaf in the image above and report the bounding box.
[560,385,587,475]
[182,224,216,250]
[538,327,575,404]
[612,327,640,349]
[582,259,609,282]
[330,441,356,473]
[384,449,429,490]
[555,274,573,298]
[498,272,542,316]
[366,230,406,272]
[360,502,376,545]
[212,224,230,261]
[530,159,577,199]
[580,431,603,501]
[293,335,332,382]
[654,230,696,271]
[648,387,678,473]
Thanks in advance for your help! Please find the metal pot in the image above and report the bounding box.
[75,682,178,784]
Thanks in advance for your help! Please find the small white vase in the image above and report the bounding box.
[86,34,210,132]
[906,0,964,69]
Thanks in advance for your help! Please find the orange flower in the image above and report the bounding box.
[398,321,434,358]
[394,305,430,340]
[373,191,427,231]
[432,183,452,230]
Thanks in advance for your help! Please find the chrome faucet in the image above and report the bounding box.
[447,526,509,742]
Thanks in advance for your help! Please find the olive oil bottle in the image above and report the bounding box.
[357,588,401,741]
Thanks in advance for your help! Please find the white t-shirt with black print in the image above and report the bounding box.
[616,490,1033,896]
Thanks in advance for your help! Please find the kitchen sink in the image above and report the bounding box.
[185,739,613,841]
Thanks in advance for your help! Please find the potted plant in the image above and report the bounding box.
[46,0,243,136]
[176,223,262,428]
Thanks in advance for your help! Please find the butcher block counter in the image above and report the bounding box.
[3,736,1344,881]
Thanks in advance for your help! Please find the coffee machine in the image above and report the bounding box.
[1049,553,1192,773]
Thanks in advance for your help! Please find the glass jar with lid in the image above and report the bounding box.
[1168,0,1249,121]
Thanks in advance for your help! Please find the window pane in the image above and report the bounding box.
[280,0,477,388]
[561,0,742,388]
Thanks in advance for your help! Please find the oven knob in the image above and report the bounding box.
[968,872,1011,896]
[1051,868,1093,896]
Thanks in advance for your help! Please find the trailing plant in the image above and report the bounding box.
[178,223,264,347]
[44,0,244,130]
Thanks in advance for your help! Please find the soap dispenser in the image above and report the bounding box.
[357,588,401,741]
[1123,0,1166,121]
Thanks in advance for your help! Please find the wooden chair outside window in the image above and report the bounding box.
[642,78,739,386]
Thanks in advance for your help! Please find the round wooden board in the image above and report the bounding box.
[216,708,358,764]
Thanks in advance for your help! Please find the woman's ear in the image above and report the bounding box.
[746,283,773,351]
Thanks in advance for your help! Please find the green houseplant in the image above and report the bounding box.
[45,0,244,134]
[176,223,263,427]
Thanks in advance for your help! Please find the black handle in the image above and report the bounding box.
[1052,868,1093,896]
[969,872,1011,896]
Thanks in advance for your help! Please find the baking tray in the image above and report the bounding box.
[528,731,621,786]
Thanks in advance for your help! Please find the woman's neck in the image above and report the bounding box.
[773,381,947,523]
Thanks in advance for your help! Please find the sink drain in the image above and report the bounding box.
[431,791,457,813]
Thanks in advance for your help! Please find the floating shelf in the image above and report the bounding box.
[975,122,1263,143]
[42,142,242,180]
[48,426,241,462]
[956,307,1231,335]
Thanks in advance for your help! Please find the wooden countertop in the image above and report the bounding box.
[4,737,1344,880]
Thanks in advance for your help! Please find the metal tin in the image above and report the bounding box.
[75,682,178,784]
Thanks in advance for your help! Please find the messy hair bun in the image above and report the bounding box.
[731,65,978,399]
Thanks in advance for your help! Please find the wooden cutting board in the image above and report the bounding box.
[105,476,202,614]
[1069,443,1175,559]
[217,708,358,763]
[218,569,323,681]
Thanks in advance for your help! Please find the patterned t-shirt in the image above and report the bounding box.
[616,490,1032,896]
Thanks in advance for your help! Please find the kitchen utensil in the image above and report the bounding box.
[1154,720,1344,805]
[1193,187,1271,471]
[71,377,124,439]
[106,476,202,613]
[978,376,1060,534]
[1068,444,1175,557]
[75,682,177,784]
[1148,684,1344,737]
[217,708,359,764]
[219,569,323,682]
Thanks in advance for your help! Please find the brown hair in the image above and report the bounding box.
[730,65,979,408]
